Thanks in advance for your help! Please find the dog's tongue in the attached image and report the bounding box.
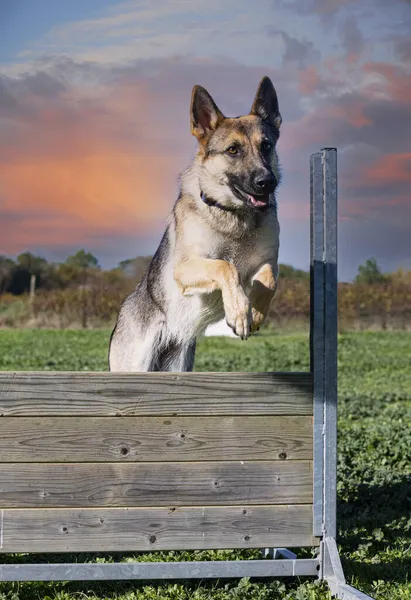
[248,194,268,207]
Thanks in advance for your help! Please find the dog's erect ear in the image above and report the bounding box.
[250,76,282,129]
[190,85,225,140]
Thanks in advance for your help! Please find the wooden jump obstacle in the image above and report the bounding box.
[0,148,373,599]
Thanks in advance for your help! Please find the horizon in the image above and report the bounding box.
[1,0,410,281]
[2,247,400,285]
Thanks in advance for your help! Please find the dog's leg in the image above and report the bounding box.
[249,263,277,333]
[109,327,161,372]
[181,339,197,372]
[157,339,197,372]
[109,303,166,372]
[174,258,252,339]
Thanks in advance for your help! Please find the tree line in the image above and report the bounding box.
[1,251,409,330]
[0,250,394,296]
[0,250,153,296]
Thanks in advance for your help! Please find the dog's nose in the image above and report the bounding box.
[254,173,276,193]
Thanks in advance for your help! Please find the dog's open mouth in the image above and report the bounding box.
[247,193,270,208]
[233,185,270,210]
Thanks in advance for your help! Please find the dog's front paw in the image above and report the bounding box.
[224,292,252,340]
[250,307,266,333]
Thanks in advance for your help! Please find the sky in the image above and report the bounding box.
[0,0,410,281]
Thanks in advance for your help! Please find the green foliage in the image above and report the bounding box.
[118,256,152,280]
[2,252,411,329]
[355,258,387,285]
[0,331,410,600]
[3,252,51,295]
[0,330,109,371]
[16,251,48,275]
[0,579,332,600]
[0,257,16,293]
[278,263,310,281]
[65,249,100,270]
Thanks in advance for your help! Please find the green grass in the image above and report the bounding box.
[0,329,410,600]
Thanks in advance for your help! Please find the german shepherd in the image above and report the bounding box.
[109,76,281,372]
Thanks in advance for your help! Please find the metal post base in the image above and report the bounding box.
[0,541,375,598]
[322,537,374,600]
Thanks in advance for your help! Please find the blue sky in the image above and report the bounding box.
[0,0,410,280]
[0,1,114,62]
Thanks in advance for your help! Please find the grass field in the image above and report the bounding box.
[0,329,410,600]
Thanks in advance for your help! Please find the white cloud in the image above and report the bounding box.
[3,0,303,74]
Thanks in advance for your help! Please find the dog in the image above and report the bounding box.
[109,76,282,372]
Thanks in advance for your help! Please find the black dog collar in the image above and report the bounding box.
[200,191,239,213]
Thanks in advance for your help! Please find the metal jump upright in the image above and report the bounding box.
[310,148,373,599]
[0,148,373,599]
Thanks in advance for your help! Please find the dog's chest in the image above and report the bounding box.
[214,231,274,283]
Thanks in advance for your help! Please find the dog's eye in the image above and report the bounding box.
[226,146,238,155]
[261,141,272,152]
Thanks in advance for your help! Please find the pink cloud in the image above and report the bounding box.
[298,65,320,94]
[364,153,411,184]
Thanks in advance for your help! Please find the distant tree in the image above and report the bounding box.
[101,267,129,286]
[390,267,411,284]
[118,256,152,282]
[62,251,100,328]
[279,264,310,281]
[118,259,135,276]
[355,258,387,285]
[16,253,65,293]
[65,250,100,270]
[7,252,49,295]
[0,256,15,293]
[17,252,48,274]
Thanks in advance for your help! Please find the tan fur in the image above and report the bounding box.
[174,258,252,339]
[250,263,277,333]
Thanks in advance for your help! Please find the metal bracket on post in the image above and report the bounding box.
[263,548,297,560]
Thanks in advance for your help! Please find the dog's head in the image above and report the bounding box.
[190,76,281,212]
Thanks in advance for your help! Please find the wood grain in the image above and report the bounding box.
[0,506,318,552]
[0,416,313,462]
[0,461,312,508]
[0,372,313,416]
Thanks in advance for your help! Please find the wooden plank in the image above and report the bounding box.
[0,461,312,508]
[0,505,318,553]
[0,372,313,416]
[0,416,313,462]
